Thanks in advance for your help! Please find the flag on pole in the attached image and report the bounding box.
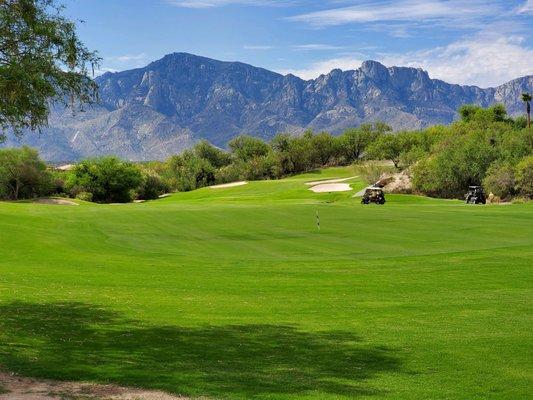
[316,210,320,231]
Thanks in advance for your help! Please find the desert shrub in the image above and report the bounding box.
[515,156,533,198]
[354,161,395,185]
[48,169,66,197]
[459,104,509,123]
[271,132,315,174]
[365,131,427,169]
[76,191,93,202]
[309,131,339,166]
[229,135,270,161]
[241,154,283,181]
[193,140,232,168]
[482,162,516,200]
[366,134,403,169]
[66,157,142,203]
[412,130,498,198]
[136,173,169,200]
[0,146,52,200]
[215,162,243,184]
[399,146,426,168]
[337,123,389,164]
[165,151,216,192]
[498,128,533,164]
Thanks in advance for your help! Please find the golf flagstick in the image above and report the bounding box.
[316,210,320,231]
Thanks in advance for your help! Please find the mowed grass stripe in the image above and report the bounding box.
[0,167,531,399]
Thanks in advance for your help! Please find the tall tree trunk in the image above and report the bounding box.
[11,179,20,200]
[527,102,531,128]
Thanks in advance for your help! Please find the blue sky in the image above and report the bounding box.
[64,0,533,87]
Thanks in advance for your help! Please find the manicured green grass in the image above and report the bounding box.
[0,167,531,399]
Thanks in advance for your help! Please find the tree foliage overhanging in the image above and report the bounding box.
[0,0,100,142]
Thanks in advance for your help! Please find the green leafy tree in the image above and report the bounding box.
[412,131,498,198]
[338,122,390,163]
[0,146,52,200]
[310,131,338,166]
[515,156,533,198]
[136,173,169,200]
[458,104,508,124]
[228,135,270,161]
[66,157,142,203]
[165,151,216,192]
[482,162,516,200]
[522,93,532,128]
[366,134,403,169]
[270,133,296,174]
[193,140,231,168]
[0,0,100,141]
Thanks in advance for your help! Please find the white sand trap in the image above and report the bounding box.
[305,176,357,186]
[56,164,75,171]
[309,183,352,193]
[33,198,78,206]
[158,193,172,198]
[210,181,248,189]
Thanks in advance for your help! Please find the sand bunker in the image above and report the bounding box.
[309,183,352,193]
[55,164,75,171]
[305,176,356,186]
[33,198,78,206]
[0,371,187,400]
[210,181,248,189]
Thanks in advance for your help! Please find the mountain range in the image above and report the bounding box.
[3,52,532,161]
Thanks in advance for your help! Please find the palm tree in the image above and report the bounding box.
[522,92,532,128]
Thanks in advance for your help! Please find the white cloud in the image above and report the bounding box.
[288,0,502,28]
[291,44,345,51]
[108,53,148,63]
[278,33,533,87]
[99,54,149,76]
[278,56,364,80]
[516,0,533,14]
[167,0,289,8]
[243,45,276,50]
[94,67,118,77]
[381,33,533,87]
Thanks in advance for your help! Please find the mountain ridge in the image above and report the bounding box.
[3,52,532,161]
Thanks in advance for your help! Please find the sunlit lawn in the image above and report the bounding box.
[0,167,531,399]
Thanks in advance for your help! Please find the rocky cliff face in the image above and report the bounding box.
[4,53,531,161]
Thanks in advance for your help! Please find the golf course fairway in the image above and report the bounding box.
[0,167,531,399]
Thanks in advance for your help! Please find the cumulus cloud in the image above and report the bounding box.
[288,0,502,29]
[382,33,533,87]
[278,56,364,80]
[278,33,533,87]
[94,67,118,76]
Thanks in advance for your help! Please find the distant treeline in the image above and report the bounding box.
[0,105,531,203]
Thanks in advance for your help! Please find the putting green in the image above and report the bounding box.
[0,167,531,399]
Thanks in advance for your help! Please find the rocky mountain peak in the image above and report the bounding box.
[360,60,390,81]
[4,53,531,162]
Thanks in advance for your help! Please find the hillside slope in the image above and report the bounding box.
[3,53,532,161]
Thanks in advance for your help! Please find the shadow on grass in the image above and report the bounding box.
[0,302,402,398]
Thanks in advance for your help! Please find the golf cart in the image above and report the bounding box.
[465,186,486,204]
[361,187,386,205]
